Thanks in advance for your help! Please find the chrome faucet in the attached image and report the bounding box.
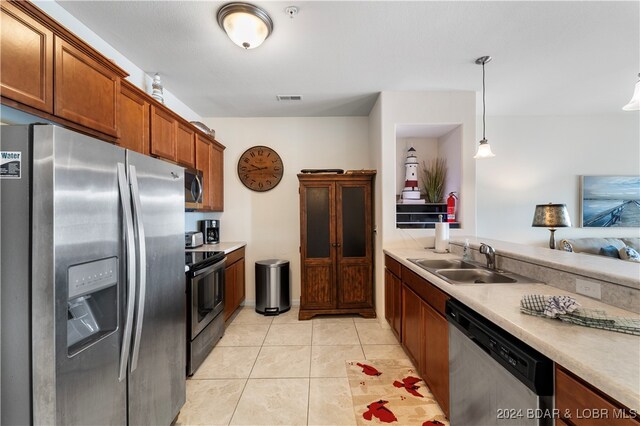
[479,243,496,270]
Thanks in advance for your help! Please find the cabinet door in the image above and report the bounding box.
[300,182,336,309]
[150,105,177,161]
[385,269,402,340]
[176,122,195,168]
[118,82,149,154]
[401,285,423,369]
[195,135,211,210]
[209,141,224,212]
[224,262,236,322]
[54,36,119,137]
[336,181,373,308]
[1,2,53,113]
[234,258,245,307]
[422,302,449,418]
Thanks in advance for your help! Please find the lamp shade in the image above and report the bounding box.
[622,78,640,111]
[217,3,273,49]
[532,203,571,228]
[473,139,495,159]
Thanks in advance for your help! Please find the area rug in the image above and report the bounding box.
[346,359,449,426]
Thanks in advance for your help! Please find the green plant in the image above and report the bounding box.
[421,158,447,203]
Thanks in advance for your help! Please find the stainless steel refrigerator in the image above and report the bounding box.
[1,124,186,425]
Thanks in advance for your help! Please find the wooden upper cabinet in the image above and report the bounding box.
[118,80,149,154]
[176,122,195,168]
[54,36,120,137]
[0,1,54,113]
[150,105,177,161]
[195,134,211,210]
[209,140,225,211]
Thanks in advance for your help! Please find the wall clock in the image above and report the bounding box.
[237,145,284,192]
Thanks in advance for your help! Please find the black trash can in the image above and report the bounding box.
[255,259,291,315]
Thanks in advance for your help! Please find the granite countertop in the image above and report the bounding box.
[186,241,246,254]
[384,246,640,411]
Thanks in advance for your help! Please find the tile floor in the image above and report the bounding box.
[176,306,411,425]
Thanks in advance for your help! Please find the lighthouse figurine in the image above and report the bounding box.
[401,147,424,202]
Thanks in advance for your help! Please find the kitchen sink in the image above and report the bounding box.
[435,268,517,284]
[408,257,532,285]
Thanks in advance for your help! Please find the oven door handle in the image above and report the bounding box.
[117,163,136,382]
[191,258,226,278]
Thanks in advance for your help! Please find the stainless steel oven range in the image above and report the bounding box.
[185,251,226,376]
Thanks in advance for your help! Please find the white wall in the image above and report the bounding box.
[199,117,371,304]
[34,0,201,122]
[372,91,477,318]
[476,114,640,245]
[439,126,463,204]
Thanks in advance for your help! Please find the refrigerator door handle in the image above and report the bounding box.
[129,165,147,372]
[117,163,136,382]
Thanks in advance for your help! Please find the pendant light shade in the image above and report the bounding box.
[622,74,640,111]
[474,56,495,159]
[217,3,273,49]
[474,139,495,159]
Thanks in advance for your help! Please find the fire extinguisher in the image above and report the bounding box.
[447,192,458,223]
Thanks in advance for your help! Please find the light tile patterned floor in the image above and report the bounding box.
[176,306,412,426]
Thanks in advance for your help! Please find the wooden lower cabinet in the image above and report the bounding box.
[401,285,424,368]
[384,255,402,340]
[223,247,246,321]
[422,301,449,417]
[397,266,450,419]
[555,365,639,425]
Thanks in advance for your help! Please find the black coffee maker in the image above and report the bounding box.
[199,220,220,244]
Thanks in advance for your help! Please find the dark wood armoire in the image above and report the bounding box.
[297,171,376,320]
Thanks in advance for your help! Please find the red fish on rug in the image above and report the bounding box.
[393,376,424,397]
[422,420,445,426]
[363,399,398,423]
[357,362,382,376]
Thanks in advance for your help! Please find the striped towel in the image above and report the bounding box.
[520,294,640,336]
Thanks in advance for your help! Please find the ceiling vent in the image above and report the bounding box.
[276,95,303,101]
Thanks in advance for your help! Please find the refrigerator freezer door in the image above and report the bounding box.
[126,150,186,425]
[31,125,127,425]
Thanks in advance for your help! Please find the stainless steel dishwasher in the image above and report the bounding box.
[446,299,554,426]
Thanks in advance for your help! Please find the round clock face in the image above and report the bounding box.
[237,146,284,192]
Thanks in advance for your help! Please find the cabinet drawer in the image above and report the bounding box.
[384,255,402,278]
[401,266,448,316]
[556,366,639,425]
[225,246,245,266]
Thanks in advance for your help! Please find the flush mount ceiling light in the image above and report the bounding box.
[474,56,496,159]
[622,73,640,111]
[217,2,273,49]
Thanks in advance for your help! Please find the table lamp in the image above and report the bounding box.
[532,203,571,249]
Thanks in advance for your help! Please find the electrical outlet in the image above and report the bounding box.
[576,279,602,300]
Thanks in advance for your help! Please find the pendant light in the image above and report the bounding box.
[474,56,496,159]
[622,73,640,111]
[217,3,273,49]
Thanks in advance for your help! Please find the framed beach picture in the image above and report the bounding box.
[580,175,640,227]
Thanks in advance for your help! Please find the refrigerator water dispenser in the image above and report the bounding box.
[67,257,118,355]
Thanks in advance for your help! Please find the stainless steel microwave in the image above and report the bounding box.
[185,168,203,211]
